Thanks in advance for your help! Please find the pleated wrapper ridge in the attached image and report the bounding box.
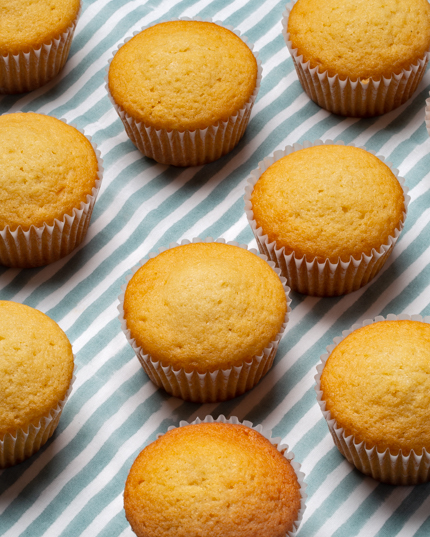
[0,372,75,468]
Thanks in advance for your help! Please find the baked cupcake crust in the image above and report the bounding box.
[0,0,80,56]
[124,422,301,537]
[320,320,430,454]
[287,0,430,81]
[0,113,99,231]
[251,145,405,262]
[108,20,258,131]
[0,301,74,437]
[123,242,287,371]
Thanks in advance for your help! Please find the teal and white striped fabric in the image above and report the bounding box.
[1,0,430,535]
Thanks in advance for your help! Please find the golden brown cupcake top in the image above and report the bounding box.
[0,112,99,231]
[251,145,405,262]
[0,0,80,56]
[288,0,430,80]
[123,242,287,371]
[124,422,301,537]
[108,20,258,131]
[0,301,74,437]
[320,320,430,454]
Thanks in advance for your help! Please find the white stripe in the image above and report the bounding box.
[239,0,284,34]
[317,478,379,536]
[300,435,334,477]
[379,106,428,158]
[355,487,413,537]
[304,461,353,516]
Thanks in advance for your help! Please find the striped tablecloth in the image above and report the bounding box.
[1,0,430,536]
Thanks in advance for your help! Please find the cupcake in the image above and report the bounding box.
[0,301,74,468]
[124,416,306,537]
[107,19,261,166]
[0,0,81,94]
[282,0,430,117]
[119,239,290,403]
[0,112,102,268]
[245,141,408,296]
[316,316,430,485]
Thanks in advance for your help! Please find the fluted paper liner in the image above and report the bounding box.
[106,17,262,167]
[425,95,430,137]
[0,6,80,94]
[0,113,103,268]
[160,415,307,537]
[282,2,430,117]
[118,237,291,403]
[244,140,410,296]
[315,314,430,485]
[0,373,75,468]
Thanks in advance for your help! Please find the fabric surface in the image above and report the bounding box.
[1,0,430,536]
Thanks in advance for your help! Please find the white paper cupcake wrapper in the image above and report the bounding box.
[118,237,291,403]
[315,314,430,485]
[244,140,410,296]
[0,113,103,268]
[160,415,307,537]
[0,372,75,468]
[105,17,262,167]
[282,1,430,117]
[425,95,430,137]
[0,5,80,94]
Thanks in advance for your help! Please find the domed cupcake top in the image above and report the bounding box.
[125,422,302,537]
[123,242,287,371]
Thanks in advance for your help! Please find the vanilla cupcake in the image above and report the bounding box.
[283,0,430,117]
[107,19,261,166]
[124,417,306,537]
[119,239,290,402]
[0,0,81,94]
[245,141,408,296]
[0,112,102,268]
[0,301,74,467]
[316,316,430,485]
